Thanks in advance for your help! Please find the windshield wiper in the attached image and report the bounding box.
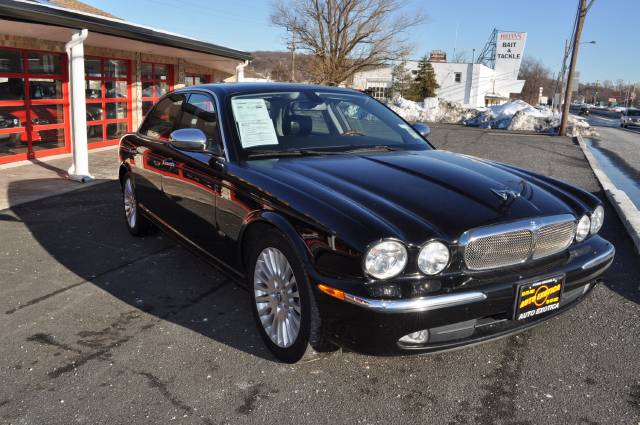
[246,145,403,159]
[340,145,402,153]
[246,148,343,159]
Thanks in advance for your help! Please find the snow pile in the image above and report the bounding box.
[389,96,597,137]
[466,100,548,130]
[389,96,479,124]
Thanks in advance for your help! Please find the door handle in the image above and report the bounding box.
[162,159,176,167]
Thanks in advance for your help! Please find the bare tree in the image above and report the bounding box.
[271,0,426,85]
[518,57,552,105]
[270,61,291,81]
[452,50,468,63]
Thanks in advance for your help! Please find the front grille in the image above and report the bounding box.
[532,221,576,259]
[463,216,576,271]
[465,230,533,270]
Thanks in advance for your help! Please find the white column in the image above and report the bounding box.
[65,29,93,182]
[235,60,248,82]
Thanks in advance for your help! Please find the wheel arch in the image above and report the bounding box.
[238,211,313,273]
[118,163,131,188]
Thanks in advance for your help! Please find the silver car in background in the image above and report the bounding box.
[621,108,640,128]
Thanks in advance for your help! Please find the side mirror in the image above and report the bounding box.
[169,128,207,151]
[413,122,431,138]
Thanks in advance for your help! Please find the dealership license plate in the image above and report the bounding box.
[514,276,564,320]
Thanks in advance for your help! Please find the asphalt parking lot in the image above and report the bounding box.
[1,125,639,424]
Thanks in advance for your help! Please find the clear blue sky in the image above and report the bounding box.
[88,0,639,83]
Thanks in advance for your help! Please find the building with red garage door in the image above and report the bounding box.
[0,0,250,177]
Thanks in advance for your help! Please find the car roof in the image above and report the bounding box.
[176,82,364,97]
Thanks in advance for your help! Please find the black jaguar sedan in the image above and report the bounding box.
[118,83,615,362]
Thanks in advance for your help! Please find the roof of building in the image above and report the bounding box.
[0,0,251,61]
[31,0,120,19]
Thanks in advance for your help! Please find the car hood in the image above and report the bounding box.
[236,150,588,249]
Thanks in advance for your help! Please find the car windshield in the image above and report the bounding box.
[626,109,640,116]
[229,90,430,157]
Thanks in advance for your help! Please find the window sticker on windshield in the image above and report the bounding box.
[231,98,279,148]
[398,123,423,140]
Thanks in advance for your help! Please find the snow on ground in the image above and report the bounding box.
[389,96,598,137]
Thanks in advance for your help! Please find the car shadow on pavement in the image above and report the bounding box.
[7,179,276,361]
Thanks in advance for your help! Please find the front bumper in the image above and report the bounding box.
[313,236,614,355]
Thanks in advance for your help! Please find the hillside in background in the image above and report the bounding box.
[248,51,313,82]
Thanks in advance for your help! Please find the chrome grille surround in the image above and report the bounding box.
[460,214,577,271]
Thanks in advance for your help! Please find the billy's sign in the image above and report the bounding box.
[494,31,527,78]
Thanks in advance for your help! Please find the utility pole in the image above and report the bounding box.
[555,39,570,112]
[287,31,296,82]
[560,0,594,136]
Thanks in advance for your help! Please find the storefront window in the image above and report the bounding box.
[29,79,63,99]
[84,57,132,146]
[141,62,173,116]
[185,73,210,86]
[0,78,25,100]
[0,47,69,164]
[27,52,62,74]
[0,49,22,73]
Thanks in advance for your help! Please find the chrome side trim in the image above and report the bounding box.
[581,244,615,270]
[342,291,487,313]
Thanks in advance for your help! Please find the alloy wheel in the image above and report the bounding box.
[123,178,137,229]
[253,247,302,348]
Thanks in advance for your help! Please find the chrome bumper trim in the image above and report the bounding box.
[581,244,615,270]
[343,291,487,313]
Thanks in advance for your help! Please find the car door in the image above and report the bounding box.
[160,91,224,256]
[133,93,186,215]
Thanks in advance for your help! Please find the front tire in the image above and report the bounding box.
[122,174,154,236]
[247,229,335,362]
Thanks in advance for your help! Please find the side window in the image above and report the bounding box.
[454,72,462,83]
[179,93,221,148]
[139,93,185,140]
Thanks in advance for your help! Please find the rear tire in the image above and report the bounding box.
[122,174,155,237]
[246,228,336,363]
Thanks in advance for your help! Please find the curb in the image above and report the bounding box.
[576,134,640,254]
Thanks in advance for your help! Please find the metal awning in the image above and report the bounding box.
[0,0,251,61]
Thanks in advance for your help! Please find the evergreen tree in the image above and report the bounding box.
[391,60,413,98]
[411,55,439,99]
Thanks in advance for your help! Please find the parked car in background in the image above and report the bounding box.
[0,112,21,143]
[118,83,615,362]
[621,108,640,128]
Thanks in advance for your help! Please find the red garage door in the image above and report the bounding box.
[141,62,173,116]
[85,57,133,148]
[0,47,70,165]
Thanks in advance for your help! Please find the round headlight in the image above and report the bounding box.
[575,215,591,242]
[364,240,408,280]
[418,241,450,275]
[590,205,604,234]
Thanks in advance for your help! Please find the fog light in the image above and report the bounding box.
[399,329,429,345]
[368,284,402,298]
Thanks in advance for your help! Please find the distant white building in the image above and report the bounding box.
[352,31,528,107]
